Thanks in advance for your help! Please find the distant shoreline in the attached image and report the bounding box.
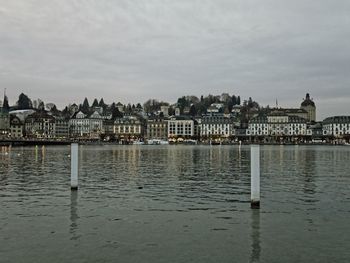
[0,139,347,147]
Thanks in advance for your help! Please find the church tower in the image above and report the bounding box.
[300,93,316,122]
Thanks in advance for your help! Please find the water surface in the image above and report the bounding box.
[0,145,349,262]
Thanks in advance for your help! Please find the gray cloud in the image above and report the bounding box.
[1,0,350,120]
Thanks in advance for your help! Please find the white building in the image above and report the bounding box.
[322,116,350,136]
[200,114,235,138]
[248,112,310,136]
[69,111,103,138]
[114,115,144,141]
[168,117,195,139]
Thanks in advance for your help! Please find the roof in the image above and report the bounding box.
[301,93,315,107]
[323,116,350,124]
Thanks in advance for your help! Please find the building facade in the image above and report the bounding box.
[25,111,56,138]
[199,114,235,139]
[322,116,350,136]
[114,116,144,141]
[10,115,23,138]
[69,111,103,138]
[146,117,168,140]
[248,112,310,137]
[168,117,195,139]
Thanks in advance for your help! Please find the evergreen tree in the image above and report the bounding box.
[17,93,33,110]
[232,95,237,106]
[189,104,197,116]
[82,98,90,113]
[237,96,241,105]
[98,98,106,108]
[92,98,99,107]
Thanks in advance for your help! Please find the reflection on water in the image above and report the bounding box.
[250,209,260,263]
[70,190,79,240]
[0,145,349,263]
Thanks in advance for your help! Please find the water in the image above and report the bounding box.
[0,145,349,262]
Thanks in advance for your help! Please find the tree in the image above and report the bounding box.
[189,104,197,116]
[81,98,90,113]
[232,95,237,106]
[237,96,241,105]
[99,98,106,108]
[17,93,33,110]
[92,98,99,107]
[111,103,123,119]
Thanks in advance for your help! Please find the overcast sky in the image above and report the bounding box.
[1,0,350,120]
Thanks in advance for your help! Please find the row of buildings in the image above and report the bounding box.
[0,94,349,143]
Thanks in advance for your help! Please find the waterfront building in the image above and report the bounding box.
[54,115,69,138]
[199,114,235,140]
[69,110,103,138]
[300,93,316,122]
[247,115,269,136]
[322,116,350,136]
[114,115,144,142]
[248,111,309,137]
[146,117,168,140]
[25,111,56,138]
[103,119,115,137]
[168,116,195,140]
[9,115,24,138]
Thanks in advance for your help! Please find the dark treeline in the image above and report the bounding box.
[5,92,261,118]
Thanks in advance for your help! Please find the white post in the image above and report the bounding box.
[251,145,260,208]
[71,143,79,190]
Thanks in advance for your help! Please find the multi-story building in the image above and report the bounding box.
[247,115,268,136]
[9,115,23,138]
[69,111,103,138]
[248,112,310,137]
[25,111,56,138]
[322,116,350,136]
[54,115,70,138]
[199,114,235,139]
[103,119,115,138]
[114,115,144,141]
[146,117,168,140]
[168,116,195,139]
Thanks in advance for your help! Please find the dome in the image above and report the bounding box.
[301,93,315,107]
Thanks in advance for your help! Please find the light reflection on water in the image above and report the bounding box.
[0,145,350,262]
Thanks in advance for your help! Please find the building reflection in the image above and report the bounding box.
[250,209,261,263]
[70,190,79,240]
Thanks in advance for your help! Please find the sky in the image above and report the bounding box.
[0,0,349,120]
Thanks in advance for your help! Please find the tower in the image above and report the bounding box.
[300,93,316,122]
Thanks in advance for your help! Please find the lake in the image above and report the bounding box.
[0,145,349,262]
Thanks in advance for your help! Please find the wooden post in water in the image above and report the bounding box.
[71,143,79,190]
[251,145,260,209]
